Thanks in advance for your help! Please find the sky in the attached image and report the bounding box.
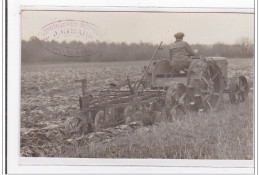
[22,11,254,45]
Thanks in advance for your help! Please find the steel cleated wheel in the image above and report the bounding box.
[165,83,187,120]
[229,75,249,104]
[187,58,224,111]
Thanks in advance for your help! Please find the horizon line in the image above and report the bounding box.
[21,36,255,46]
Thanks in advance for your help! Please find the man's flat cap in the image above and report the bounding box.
[174,32,185,38]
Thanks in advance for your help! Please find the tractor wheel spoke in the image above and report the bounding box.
[207,69,211,78]
[201,76,210,87]
[206,100,213,109]
[179,93,186,103]
[171,91,177,99]
[171,96,180,105]
[211,72,218,81]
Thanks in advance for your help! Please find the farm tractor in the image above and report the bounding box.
[75,41,249,132]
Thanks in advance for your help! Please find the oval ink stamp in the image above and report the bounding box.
[38,20,104,57]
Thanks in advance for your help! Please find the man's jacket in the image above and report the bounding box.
[169,40,195,60]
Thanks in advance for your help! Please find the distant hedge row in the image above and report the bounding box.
[21,37,254,63]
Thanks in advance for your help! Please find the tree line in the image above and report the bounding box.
[22,37,254,63]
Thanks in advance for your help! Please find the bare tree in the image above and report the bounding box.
[236,37,254,58]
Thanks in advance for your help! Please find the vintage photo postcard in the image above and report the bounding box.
[20,10,254,161]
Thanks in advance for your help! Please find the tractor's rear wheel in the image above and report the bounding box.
[229,75,249,104]
[187,58,224,111]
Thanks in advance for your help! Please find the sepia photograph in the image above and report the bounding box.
[20,11,254,159]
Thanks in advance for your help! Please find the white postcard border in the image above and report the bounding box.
[6,0,256,174]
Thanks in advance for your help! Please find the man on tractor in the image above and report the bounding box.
[169,32,197,73]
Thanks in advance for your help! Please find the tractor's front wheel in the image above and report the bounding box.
[229,75,249,104]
